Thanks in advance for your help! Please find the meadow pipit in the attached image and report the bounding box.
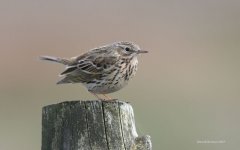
[40,41,148,100]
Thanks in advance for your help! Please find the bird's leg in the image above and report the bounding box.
[90,92,102,100]
[102,94,112,100]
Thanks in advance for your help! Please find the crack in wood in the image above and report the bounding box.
[101,101,110,150]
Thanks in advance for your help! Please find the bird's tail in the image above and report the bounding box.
[40,56,71,65]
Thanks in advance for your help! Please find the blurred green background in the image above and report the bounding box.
[0,0,240,149]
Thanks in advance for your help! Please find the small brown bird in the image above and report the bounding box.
[40,41,148,100]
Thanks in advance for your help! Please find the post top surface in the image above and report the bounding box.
[43,99,131,109]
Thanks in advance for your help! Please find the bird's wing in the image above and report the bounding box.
[58,52,119,84]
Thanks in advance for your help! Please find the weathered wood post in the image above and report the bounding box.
[42,100,152,150]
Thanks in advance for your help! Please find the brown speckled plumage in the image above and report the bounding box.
[40,41,148,100]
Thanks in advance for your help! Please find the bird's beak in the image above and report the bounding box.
[137,50,148,54]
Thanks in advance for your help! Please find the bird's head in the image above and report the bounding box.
[113,41,148,58]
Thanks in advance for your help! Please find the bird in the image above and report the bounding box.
[40,41,148,100]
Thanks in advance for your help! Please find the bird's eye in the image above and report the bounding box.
[125,47,130,52]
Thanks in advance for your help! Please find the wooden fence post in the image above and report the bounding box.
[42,100,152,150]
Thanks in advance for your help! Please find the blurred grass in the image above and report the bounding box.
[1,0,240,150]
